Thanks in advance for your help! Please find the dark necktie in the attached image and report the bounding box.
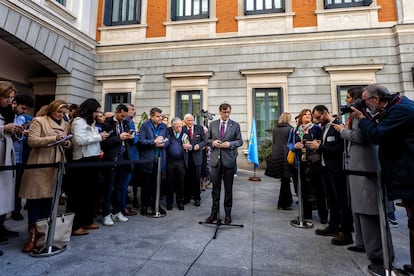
[220,122,225,138]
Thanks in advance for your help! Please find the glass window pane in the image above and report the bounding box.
[265,0,272,9]
[254,89,280,142]
[112,0,120,22]
[274,0,281,9]
[128,1,135,21]
[201,0,208,14]
[246,0,254,11]
[194,0,200,16]
[121,0,128,21]
[256,0,264,10]
[185,0,192,16]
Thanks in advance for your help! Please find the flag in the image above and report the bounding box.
[248,118,259,168]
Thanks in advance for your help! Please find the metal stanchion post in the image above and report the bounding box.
[291,152,313,229]
[148,157,166,218]
[32,145,67,257]
[376,171,395,276]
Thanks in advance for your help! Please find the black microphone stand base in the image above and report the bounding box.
[290,219,313,229]
[199,219,244,239]
[31,245,67,257]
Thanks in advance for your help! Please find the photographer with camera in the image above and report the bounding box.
[352,84,414,275]
[333,87,389,275]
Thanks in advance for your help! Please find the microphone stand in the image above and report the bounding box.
[199,151,243,239]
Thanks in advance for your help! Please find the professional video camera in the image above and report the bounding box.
[200,109,215,121]
[339,98,365,115]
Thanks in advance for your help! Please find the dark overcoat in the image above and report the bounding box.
[265,123,294,178]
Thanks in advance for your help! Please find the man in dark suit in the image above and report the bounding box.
[183,114,207,207]
[166,117,190,210]
[307,105,353,245]
[205,103,243,225]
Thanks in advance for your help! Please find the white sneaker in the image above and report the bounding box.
[103,214,114,226]
[112,212,128,222]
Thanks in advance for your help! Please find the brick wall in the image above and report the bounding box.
[293,0,317,28]
[216,0,238,33]
[146,0,167,37]
[378,0,397,22]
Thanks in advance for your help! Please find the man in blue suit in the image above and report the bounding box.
[138,107,169,216]
[205,103,243,225]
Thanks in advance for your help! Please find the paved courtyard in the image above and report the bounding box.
[0,169,410,276]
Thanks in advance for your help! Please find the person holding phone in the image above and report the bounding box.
[100,104,135,226]
[205,103,243,225]
[137,107,169,216]
[19,99,72,253]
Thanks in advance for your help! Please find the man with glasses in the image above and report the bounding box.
[205,103,243,225]
[352,84,414,275]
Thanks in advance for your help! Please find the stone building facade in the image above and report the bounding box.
[1,0,414,166]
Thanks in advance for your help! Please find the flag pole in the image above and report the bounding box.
[248,118,261,181]
[249,165,261,181]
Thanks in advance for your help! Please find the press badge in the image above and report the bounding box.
[327,136,336,142]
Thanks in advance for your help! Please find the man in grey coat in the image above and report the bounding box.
[205,103,243,225]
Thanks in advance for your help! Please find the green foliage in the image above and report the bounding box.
[258,128,273,163]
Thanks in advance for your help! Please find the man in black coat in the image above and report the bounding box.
[352,84,414,275]
[101,104,135,226]
[308,105,353,246]
[183,114,207,206]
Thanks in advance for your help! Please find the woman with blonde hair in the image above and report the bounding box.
[19,99,72,253]
[265,112,294,210]
[294,109,328,223]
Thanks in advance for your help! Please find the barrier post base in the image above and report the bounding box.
[30,245,67,258]
[290,219,313,229]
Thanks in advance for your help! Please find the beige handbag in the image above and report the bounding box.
[35,212,75,249]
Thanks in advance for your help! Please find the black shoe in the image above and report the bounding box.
[159,206,166,215]
[166,204,173,211]
[404,264,414,274]
[331,232,353,246]
[0,249,3,256]
[194,200,201,207]
[11,212,24,221]
[0,227,19,238]
[206,214,217,223]
[178,202,184,210]
[0,236,8,245]
[368,263,385,276]
[315,225,339,237]
[347,246,365,253]
[320,219,328,224]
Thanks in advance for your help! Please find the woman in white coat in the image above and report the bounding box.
[0,81,22,254]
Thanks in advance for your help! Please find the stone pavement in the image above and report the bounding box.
[0,169,410,276]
